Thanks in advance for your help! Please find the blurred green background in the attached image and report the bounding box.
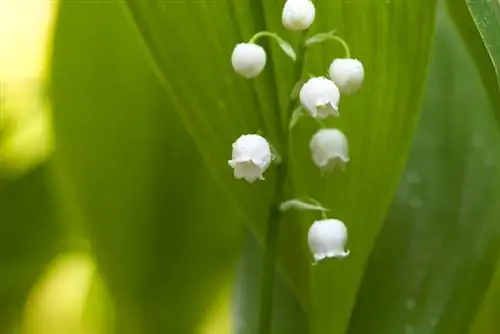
[2,0,500,333]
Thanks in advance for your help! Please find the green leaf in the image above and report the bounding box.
[471,260,500,333]
[282,1,439,332]
[273,35,297,62]
[50,1,439,334]
[304,31,337,47]
[50,2,255,332]
[348,6,500,333]
[288,107,304,130]
[233,230,308,334]
[279,199,329,213]
[446,0,500,122]
[121,0,279,206]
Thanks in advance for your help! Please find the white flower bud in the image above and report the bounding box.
[299,77,340,118]
[231,43,267,79]
[328,58,365,95]
[308,219,349,263]
[228,134,272,183]
[309,129,349,171]
[282,0,316,31]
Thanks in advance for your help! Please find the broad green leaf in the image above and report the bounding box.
[446,0,500,122]
[283,1,438,332]
[233,230,308,334]
[50,2,254,333]
[0,165,62,333]
[465,0,500,75]
[51,2,439,334]
[472,261,500,334]
[121,0,279,222]
[348,6,500,333]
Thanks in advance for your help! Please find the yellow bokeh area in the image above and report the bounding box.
[0,1,54,80]
[0,0,57,177]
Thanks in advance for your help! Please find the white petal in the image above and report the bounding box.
[310,129,349,171]
[316,102,339,119]
[308,219,349,263]
[231,43,267,78]
[329,58,365,95]
[313,253,326,263]
[233,161,263,183]
[282,0,316,31]
[299,77,340,118]
[229,134,272,183]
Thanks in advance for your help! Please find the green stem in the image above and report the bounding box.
[258,162,288,334]
[257,31,308,334]
[305,32,351,58]
[326,35,351,58]
[249,31,297,62]
[314,118,326,129]
[249,31,276,43]
[307,198,329,220]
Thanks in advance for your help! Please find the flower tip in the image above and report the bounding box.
[313,254,326,263]
[327,249,350,259]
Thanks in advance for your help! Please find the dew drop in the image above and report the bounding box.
[405,298,416,310]
[472,134,485,148]
[217,99,226,110]
[404,325,414,334]
[410,196,423,209]
[483,154,496,167]
[405,171,421,184]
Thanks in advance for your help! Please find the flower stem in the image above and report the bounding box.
[305,32,351,58]
[249,31,277,44]
[257,31,308,334]
[258,162,287,334]
[328,35,351,58]
[249,31,297,62]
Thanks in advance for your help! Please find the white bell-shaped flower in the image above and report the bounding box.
[299,77,341,118]
[308,219,349,263]
[328,58,364,95]
[282,0,316,31]
[228,134,272,183]
[231,43,267,79]
[309,129,349,171]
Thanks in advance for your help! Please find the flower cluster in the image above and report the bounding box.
[228,0,365,264]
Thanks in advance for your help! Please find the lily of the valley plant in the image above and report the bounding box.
[229,0,365,332]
